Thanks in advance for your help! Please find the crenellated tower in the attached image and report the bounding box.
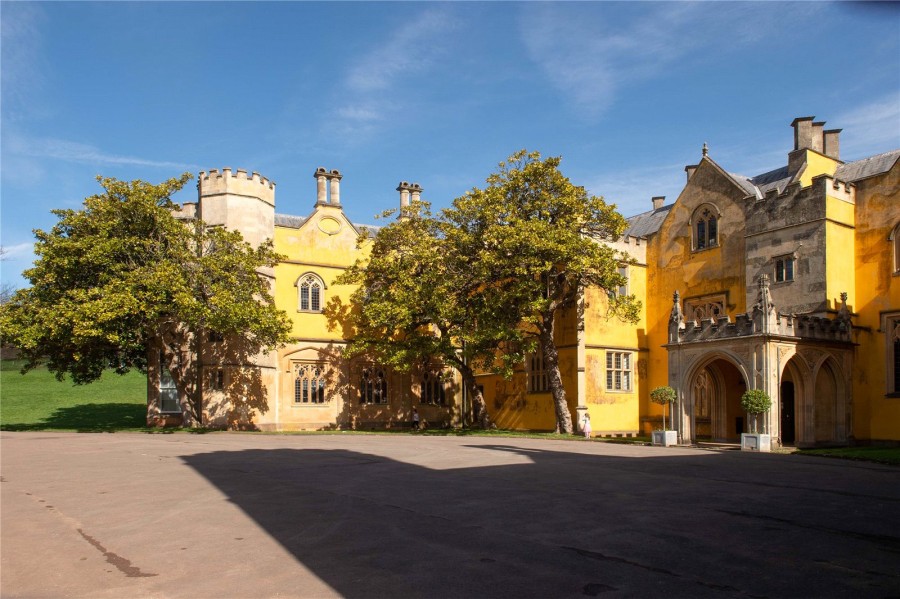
[197,167,276,250]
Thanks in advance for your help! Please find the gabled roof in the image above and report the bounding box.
[275,212,378,234]
[725,165,795,200]
[623,204,674,238]
[274,214,308,228]
[835,149,900,183]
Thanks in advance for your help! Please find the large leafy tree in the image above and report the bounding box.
[0,174,291,426]
[333,202,525,429]
[444,150,640,433]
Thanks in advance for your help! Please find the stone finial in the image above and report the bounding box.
[670,290,683,324]
[668,290,684,344]
[838,292,851,323]
[702,142,709,157]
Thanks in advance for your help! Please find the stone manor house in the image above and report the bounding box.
[147,116,900,447]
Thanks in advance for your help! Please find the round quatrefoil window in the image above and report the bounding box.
[318,216,342,235]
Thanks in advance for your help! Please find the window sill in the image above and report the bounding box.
[292,403,331,407]
[604,389,634,394]
[885,392,900,399]
[690,245,719,254]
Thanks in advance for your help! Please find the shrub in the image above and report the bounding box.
[740,389,772,415]
[649,386,677,405]
[649,386,677,431]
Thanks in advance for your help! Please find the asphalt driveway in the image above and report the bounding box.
[2,432,898,598]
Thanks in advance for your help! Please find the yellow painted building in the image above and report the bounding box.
[149,116,899,445]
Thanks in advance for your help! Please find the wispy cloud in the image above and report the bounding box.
[328,7,458,141]
[1,3,51,123]
[518,3,810,121]
[5,134,196,170]
[834,93,900,158]
[583,162,688,218]
[0,242,35,261]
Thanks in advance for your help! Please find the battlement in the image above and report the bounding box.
[606,233,646,263]
[198,167,276,207]
[668,282,853,345]
[812,173,856,204]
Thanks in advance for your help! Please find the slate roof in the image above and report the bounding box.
[623,204,673,238]
[835,150,900,183]
[274,213,379,234]
[274,214,307,228]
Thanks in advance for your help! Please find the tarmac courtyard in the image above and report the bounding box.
[1,431,898,598]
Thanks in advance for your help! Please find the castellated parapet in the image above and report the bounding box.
[198,167,276,207]
[606,234,646,264]
[197,167,276,254]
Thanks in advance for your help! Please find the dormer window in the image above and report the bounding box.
[296,273,325,312]
[692,205,719,251]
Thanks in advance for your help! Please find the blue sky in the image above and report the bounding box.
[2,1,899,289]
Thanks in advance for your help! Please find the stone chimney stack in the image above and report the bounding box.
[409,183,422,203]
[792,116,815,151]
[652,196,666,210]
[315,167,328,204]
[397,181,410,207]
[811,121,825,153]
[685,164,698,182]
[329,169,342,205]
[824,129,841,160]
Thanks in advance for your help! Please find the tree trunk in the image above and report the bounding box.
[540,313,573,434]
[458,361,493,429]
[160,325,202,428]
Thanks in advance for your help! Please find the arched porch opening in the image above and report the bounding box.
[779,356,808,447]
[813,357,849,445]
[686,357,748,443]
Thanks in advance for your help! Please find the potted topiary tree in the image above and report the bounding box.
[740,389,772,452]
[650,386,678,447]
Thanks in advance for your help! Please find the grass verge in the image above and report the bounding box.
[1,360,148,432]
[797,446,900,466]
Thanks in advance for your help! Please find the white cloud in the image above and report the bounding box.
[583,162,688,218]
[5,134,196,170]
[328,7,458,142]
[1,3,51,123]
[0,242,34,261]
[834,93,900,159]
[518,3,810,121]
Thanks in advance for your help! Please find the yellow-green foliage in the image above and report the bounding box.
[0,174,291,388]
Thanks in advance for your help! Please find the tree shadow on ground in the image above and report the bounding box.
[180,443,900,599]
[1,403,148,432]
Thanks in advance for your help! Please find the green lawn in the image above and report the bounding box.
[0,360,148,432]
[797,446,900,466]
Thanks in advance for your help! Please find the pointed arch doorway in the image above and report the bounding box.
[688,358,747,443]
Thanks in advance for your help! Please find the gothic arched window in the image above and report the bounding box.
[421,370,448,405]
[360,366,389,404]
[692,205,720,250]
[890,223,900,275]
[296,273,325,312]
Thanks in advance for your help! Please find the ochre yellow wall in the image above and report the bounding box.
[640,160,749,433]
[798,150,840,188]
[273,206,370,341]
[824,196,856,311]
[582,263,647,434]
[851,163,900,441]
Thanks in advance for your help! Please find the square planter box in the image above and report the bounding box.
[652,430,678,447]
[741,433,772,452]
